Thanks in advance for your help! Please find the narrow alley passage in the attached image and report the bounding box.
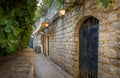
[34,53,73,78]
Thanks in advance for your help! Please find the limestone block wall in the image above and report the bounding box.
[43,0,120,78]
[48,14,77,75]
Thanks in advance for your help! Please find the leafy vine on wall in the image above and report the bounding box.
[36,0,112,18]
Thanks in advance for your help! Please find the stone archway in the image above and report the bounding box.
[74,16,99,78]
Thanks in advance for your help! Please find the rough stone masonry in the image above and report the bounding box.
[42,0,120,78]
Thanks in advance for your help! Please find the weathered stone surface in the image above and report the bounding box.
[99,64,117,75]
[34,53,73,78]
[116,68,120,77]
[108,12,118,22]
[110,59,120,67]
[111,21,120,31]
[99,56,110,64]
[98,71,109,78]
[107,75,119,78]
[99,33,106,41]
[99,25,109,32]
[0,48,34,78]
[105,48,117,58]
[113,0,120,9]
[117,50,120,58]
[40,0,120,78]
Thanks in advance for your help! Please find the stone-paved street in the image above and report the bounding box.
[34,53,73,78]
[0,48,34,78]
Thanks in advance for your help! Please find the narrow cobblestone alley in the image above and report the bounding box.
[0,0,119,78]
[34,53,73,78]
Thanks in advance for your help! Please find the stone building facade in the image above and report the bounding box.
[39,0,120,78]
[32,17,46,53]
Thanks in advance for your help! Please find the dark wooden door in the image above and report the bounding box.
[80,17,99,78]
[46,36,49,56]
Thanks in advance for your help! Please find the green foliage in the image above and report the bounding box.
[34,0,54,20]
[35,0,63,18]
[36,0,112,19]
[43,0,53,6]
[0,15,21,55]
[0,0,37,55]
[55,0,63,10]
[98,0,112,8]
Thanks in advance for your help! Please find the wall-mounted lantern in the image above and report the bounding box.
[59,0,81,16]
[59,9,66,16]
[41,22,49,27]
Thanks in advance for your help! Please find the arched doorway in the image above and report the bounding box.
[79,17,99,78]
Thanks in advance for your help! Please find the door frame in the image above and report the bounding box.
[79,17,99,77]
[73,16,99,78]
[46,35,49,56]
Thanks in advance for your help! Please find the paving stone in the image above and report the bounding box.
[0,48,34,78]
[34,53,73,78]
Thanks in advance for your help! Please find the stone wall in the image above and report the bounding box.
[48,14,77,76]
[43,0,120,78]
[74,0,120,78]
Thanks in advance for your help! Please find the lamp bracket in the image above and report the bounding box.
[62,0,80,6]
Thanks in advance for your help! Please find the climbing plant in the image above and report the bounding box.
[99,0,112,8]
[34,0,54,20]
[37,0,112,18]
[0,0,37,55]
[35,0,63,18]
